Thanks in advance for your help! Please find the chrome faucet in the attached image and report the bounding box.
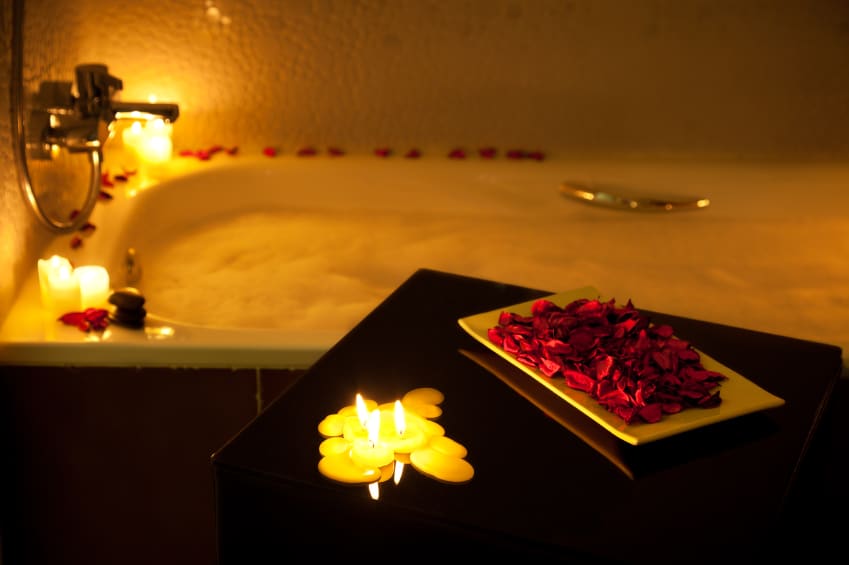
[13,58,181,233]
[28,63,179,160]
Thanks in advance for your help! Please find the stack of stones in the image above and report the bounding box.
[108,287,147,328]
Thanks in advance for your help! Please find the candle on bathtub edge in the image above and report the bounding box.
[350,409,394,469]
[139,119,173,164]
[75,265,111,309]
[38,255,73,311]
[44,262,81,317]
[122,119,173,166]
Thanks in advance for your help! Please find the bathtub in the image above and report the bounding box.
[2,153,849,370]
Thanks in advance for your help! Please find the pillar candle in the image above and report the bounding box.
[44,263,81,317]
[37,255,73,311]
[75,265,111,309]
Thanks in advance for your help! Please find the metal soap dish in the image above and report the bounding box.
[560,182,710,212]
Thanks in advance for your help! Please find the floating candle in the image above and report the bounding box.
[318,437,352,457]
[429,435,468,459]
[317,453,380,484]
[122,118,173,166]
[410,447,475,484]
[378,402,427,453]
[317,414,345,437]
[317,388,475,494]
[401,387,444,419]
[350,409,394,469]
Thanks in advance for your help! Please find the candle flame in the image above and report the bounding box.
[355,393,368,427]
[368,481,379,500]
[367,409,381,447]
[394,400,406,436]
[393,461,404,485]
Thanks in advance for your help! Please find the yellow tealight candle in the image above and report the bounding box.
[378,401,428,453]
[317,413,345,437]
[75,265,111,309]
[350,438,394,468]
[318,436,352,457]
[318,453,380,484]
[350,409,394,469]
[410,447,474,484]
[341,415,369,442]
[402,387,445,419]
[429,435,468,459]
[406,412,445,438]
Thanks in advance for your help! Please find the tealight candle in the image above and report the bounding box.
[410,446,475,484]
[378,401,427,453]
[350,409,394,469]
[75,265,111,309]
[317,388,475,492]
[318,453,380,484]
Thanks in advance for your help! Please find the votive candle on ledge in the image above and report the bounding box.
[37,257,112,317]
[75,265,111,309]
[122,118,173,166]
[37,255,80,317]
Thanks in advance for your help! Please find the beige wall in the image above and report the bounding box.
[2,0,849,323]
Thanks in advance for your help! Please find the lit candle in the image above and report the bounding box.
[75,265,111,309]
[37,255,73,310]
[317,453,380,484]
[121,121,144,157]
[38,256,80,317]
[379,400,427,453]
[138,118,173,164]
[350,409,394,469]
[317,388,475,491]
[122,119,173,165]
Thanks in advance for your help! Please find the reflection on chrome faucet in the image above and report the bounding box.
[28,63,179,161]
[16,61,181,233]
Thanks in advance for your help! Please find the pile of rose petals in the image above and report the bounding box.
[59,308,110,332]
[487,297,726,424]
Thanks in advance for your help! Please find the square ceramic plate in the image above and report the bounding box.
[458,287,786,445]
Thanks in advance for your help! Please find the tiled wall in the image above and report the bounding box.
[2,0,849,324]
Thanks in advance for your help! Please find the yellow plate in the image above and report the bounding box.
[458,287,785,445]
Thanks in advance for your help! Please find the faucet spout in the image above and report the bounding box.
[110,101,180,123]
